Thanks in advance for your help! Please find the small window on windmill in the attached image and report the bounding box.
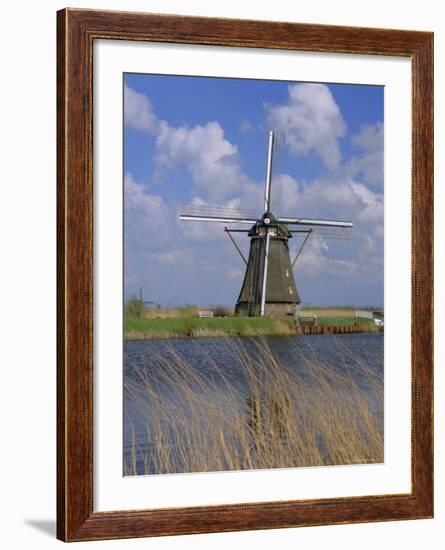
[289,286,293,295]
[285,269,289,278]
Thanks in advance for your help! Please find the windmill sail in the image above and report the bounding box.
[179,130,354,317]
[264,131,285,213]
[278,217,353,239]
[179,204,257,224]
[268,131,285,213]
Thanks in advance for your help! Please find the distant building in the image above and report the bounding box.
[372,311,384,328]
[197,310,214,318]
[355,309,384,328]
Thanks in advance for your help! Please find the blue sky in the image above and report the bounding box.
[124,73,384,308]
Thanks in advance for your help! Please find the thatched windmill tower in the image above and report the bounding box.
[180,132,353,317]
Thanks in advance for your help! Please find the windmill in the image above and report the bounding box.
[179,131,353,317]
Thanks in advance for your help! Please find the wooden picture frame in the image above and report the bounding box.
[57,8,433,542]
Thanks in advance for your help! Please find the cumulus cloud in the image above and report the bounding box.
[293,235,358,276]
[278,174,376,220]
[124,173,172,251]
[179,195,255,243]
[154,120,252,199]
[352,122,383,153]
[349,181,383,224]
[276,173,383,282]
[347,122,384,187]
[124,85,158,133]
[265,83,346,169]
[124,88,253,200]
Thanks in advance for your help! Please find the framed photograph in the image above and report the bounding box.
[57,8,433,542]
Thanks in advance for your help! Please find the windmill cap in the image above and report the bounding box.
[261,211,277,225]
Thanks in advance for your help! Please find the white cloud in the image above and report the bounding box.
[125,173,168,218]
[124,173,173,251]
[265,83,346,169]
[292,235,358,276]
[347,122,384,187]
[352,122,383,153]
[349,181,383,224]
[275,173,383,281]
[179,196,255,242]
[124,85,158,133]
[155,121,251,199]
[279,174,358,218]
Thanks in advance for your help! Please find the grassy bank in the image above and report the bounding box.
[125,315,376,340]
[125,316,296,340]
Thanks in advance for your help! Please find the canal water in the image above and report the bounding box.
[123,333,383,475]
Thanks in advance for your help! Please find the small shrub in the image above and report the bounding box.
[212,306,233,318]
[124,295,145,318]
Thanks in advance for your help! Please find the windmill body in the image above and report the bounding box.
[179,131,353,317]
[235,213,300,317]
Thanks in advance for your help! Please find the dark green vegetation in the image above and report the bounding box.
[124,295,145,318]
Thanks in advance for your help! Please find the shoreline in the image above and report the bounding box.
[124,316,380,341]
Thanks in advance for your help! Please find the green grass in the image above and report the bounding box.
[124,315,377,340]
[125,316,295,340]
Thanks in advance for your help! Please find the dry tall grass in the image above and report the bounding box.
[142,305,199,319]
[124,337,383,476]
